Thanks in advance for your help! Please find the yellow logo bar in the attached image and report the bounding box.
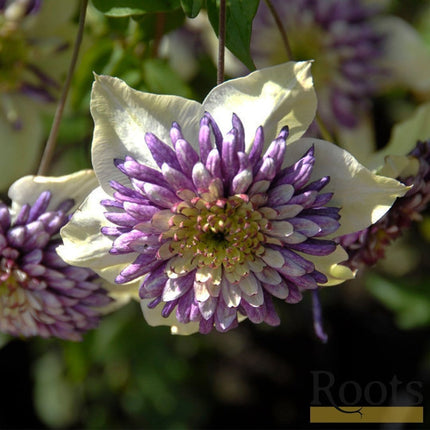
[310,406,423,423]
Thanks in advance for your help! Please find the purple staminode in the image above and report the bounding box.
[338,140,430,270]
[102,113,341,333]
[0,191,111,340]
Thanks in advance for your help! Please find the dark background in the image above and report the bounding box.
[1,276,429,430]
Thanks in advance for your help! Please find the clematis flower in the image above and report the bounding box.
[0,0,77,190]
[338,102,430,270]
[251,0,430,134]
[57,62,407,334]
[0,171,112,341]
[251,0,384,130]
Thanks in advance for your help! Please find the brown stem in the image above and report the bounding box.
[264,0,293,61]
[217,0,226,85]
[151,13,166,58]
[37,0,88,175]
[264,0,336,142]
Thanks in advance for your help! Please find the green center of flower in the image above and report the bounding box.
[160,195,269,281]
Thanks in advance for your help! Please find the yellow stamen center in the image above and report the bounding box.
[160,195,269,277]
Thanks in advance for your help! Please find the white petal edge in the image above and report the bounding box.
[57,186,139,287]
[285,138,408,237]
[9,170,97,215]
[203,61,317,151]
[99,282,141,313]
[90,74,204,194]
[307,245,354,287]
[140,300,200,335]
[366,102,430,171]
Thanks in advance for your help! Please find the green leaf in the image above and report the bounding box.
[33,352,80,428]
[143,58,193,98]
[133,9,185,41]
[366,273,430,329]
[0,333,11,350]
[92,0,181,17]
[180,0,203,17]
[206,0,259,71]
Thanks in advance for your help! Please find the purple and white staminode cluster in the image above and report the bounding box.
[252,0,384,129]
[339,140,430,270]
[0,190,111,340]
[101,113,341,333]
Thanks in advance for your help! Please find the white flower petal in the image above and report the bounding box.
[308,245,354,286]
[202,61,316,151]
[366,102,430,171]
[140,300,199,335]
[377,155,420,180]
[102,282,141,310]
[285,138,408,237]
[58,187,138,286]
[9,170,97,215]
[90,74,204,193]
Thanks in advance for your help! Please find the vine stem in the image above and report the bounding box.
[217,0,226,85]
[151,13,166,58]
[264,0,336,144]
[264,0,293,61]
[37,0,88,175]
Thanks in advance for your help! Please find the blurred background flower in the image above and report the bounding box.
[0,171,112,341]
[0,0,78,191]
[252,0,384,131]
[251,0,430,141]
